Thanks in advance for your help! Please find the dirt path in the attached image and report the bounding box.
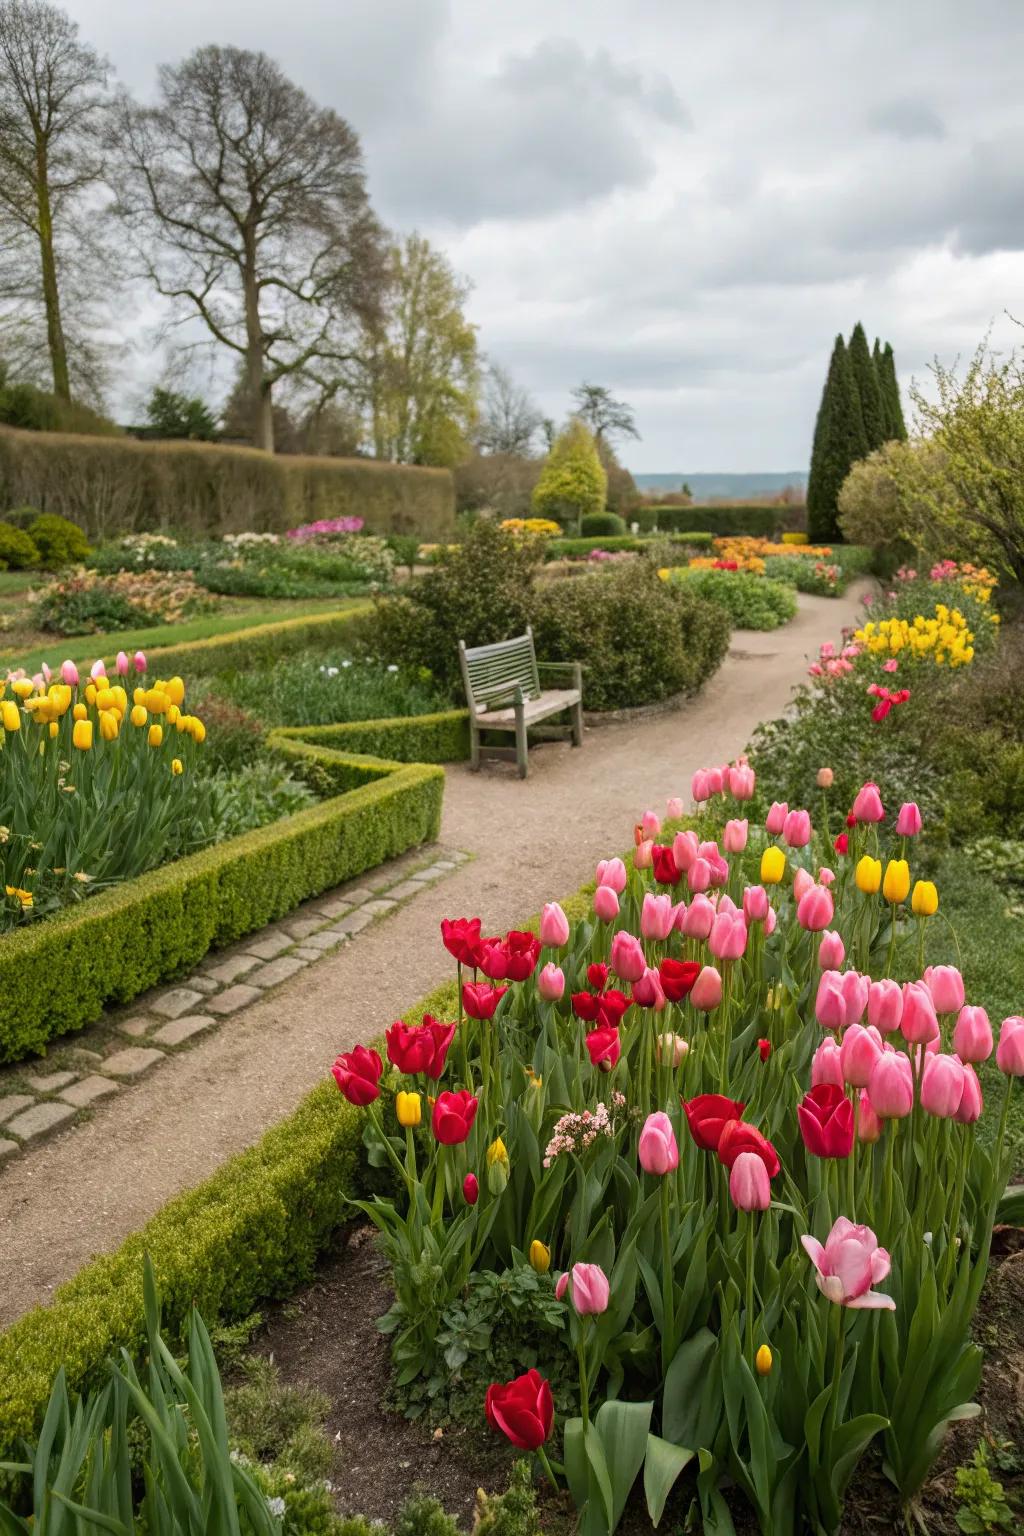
[0,585,867,1327]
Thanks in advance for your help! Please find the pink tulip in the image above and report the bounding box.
[632,967,666,1011]
[716,893,741,918]
[728,764,756,800]
[818,930,845,969]
[593,884,619,922]
[955,1064,983,1124]
[655,1032,689,1068]
[641,892,675,942]
[537,963,565,1002]
[894,802,922,837]
[667,796,684,820]
[707,853,729,888]
[817,767,834,788]
[763,905,778,936]
[765,801,788,836]
[793,868,815,903]
[868,1051,913,1118]
[920,1053,966,1118]
[60,659,79,687]
[691,770,711,802]
[709,912,747,961]
[801,1217,895,1309]
[565,1262,610,1315]
[924,965,965,1015]
[730,1151,771,1211]
[555,1271,569,1300]
[953,1006,993,1065]
[641,810,661,840]
[682,893,715,940]
[690,965,723,1011]
[852,782,885,823]
[671,900,688,932]
[688,858,712,894]
[840,1023,883,1088]
[673,830,698,871]
[797,885,834,932]
[634,840,653,871]
[818,866,836,886]
[40,661,51,684]
[90,658,105,680]
[996,1017,1024,1076]
[812,1037,845,1089]
[610,931,646,984]
[724,818,748,853]
[858,1092,883,1142]
[840,970,870,1026]
[115,650,130,677]
[706,767,726,796]
[867,978,903,1035]
[783,809,812,848]
[638,1111,680,1174]
[901,981,939,1044]
[540,902,570,948]
[742,885,769,924]
[815,972,847,1031]
[596,857,627,893]
[133,651,147,673]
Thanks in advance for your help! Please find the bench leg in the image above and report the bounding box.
[514,706,528,779]
[571,698,584,748]
[469,718,480,771]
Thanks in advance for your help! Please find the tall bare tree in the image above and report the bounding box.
[571,382,641,447]
[110,46,384,452]
[477,361,543,456]
[0,0,110,401]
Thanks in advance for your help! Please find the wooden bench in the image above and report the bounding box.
[458,627,583,778]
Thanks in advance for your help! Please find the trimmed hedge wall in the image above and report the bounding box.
[272,711,471,767]
[0,425,455,541]
[0,746,444,1062]
[545,532,715,559]
[633,504,792,537]
[114,605,371,678]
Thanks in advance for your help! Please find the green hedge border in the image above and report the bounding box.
[124,604,371,677]
[544,532,715,559]
[272,711,471,767]
[0,737,444,1063]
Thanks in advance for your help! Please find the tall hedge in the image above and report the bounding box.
[0,426,455,540]
[632,504,790,537]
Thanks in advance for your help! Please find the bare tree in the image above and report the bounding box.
[0,0,110,400]
[571,381,641,447]
[109,45,384,452]
[476,361,543,456]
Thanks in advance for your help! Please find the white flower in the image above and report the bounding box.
[327,666,339,677]
[387,664,398,673]
[342,660,352,668]
[267,1496,286,1517]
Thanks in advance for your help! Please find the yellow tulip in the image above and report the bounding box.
[72,719,93,750]
[855,856,882,895]
[92,676,109,691]
[1,700,20,731]
[167,704,181,725]
[882,859,910,904]
[175,713,189,733]
[48,721,58,738]
[84,683,97,706]
[911,880,938,917]
[756,1345,773,1377]
[191,718,206,744]
[171,758,183,775]
[760,846,786,885]
[148,724,163,747]
[395,1090,421,1128]
[145,688,169,714]
[487,1136,509,1169]
[529,1240,551,1275]
[130,704,148,727]
[11,678,33,699]
[73,702,87,721]
[486,1135,510,1194]
[50,684,72,715]
[96,688,116,711]
[133,687,146,706]
[98,709,119,742]
[165,676,185,707]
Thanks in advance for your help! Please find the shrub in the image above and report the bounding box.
[186,691,266,773]
[25,510,92,568]
[580,510,627,537]
[0,376,119,436]
[632,503,786,537]
[781,531,809,545]
[530,559,731,710]
[29,567,214,635]
[666,567,798,629]
[544,533,714,561]
[0,521,39,569]
[531,419,607,532]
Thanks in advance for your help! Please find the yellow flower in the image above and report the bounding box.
[72,718,93,750]
[486,1135,510,1193]
[148,724,163,747]
[84,683,97,706]
[96,688,116,711]
[171,757,183,775]
[165,676,185,706]
[144,688,169,715]
[487,1136,509,1169]
[756,1345,773,1376]
[73,702,87,721]
[167,704,181,725]
[11,678,33,699]
[395,1090,421,1128]
[882,859,910,904]
[191,717,206,744]
[130,704,148,727]
[855,856,881,895]
[911,880,938,916]
[48,721,58,738]
[760,846,786,885]
[4,885,33,909]
[98,709,119,742]
[133,687,147,706]
[1,700,20,731]
[529,1240,551,1274]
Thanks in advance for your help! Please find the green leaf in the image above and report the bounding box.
[594,1400,652,1530]
[995,1184,1024,1226]
[50,1492,131,1536]
[643,1435,694,1527]
[662,1329,717,1447]
[829,1413,889,1501]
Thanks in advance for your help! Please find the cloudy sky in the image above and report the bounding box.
[71,0,1024,471]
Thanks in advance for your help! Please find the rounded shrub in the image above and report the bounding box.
[580,510,627,537]
[668,567,798,630]
[0,521,40,569]
[26,511,91,568]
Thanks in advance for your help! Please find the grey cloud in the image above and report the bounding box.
[868,99,946,140]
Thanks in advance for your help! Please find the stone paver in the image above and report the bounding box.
[363,897,398,914]
[119,1017,153,1038]
[292,946,327,961]
[385,881,425,901]
[298,930,346,951]
[283,917,327,941]
[26,1070,76,1093]
[207,984,263,1016]
[0,1094,35,1124]
[243,931,293,961]
[59,1075,120,1109]
[315,896,352,921]
[183,975,219,996]
[249,956,308,988]
[204,954,261,985]
[337,886,374,905]
[6,1101,76,1140]
[151,1015,216,1047]
[0,1138,17,1160]
[332,909,373,935]
[101,1047,165,1080]
[151,987,206,1020]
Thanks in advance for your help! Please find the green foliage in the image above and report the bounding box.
[877,339,907,440]
[545,532,714,559]
[394,1493,459,1536]
[24,510,91,567]
[763,546,873,595]
[131,606,371,678]
[226,1356,334,1486]
[187,693,267,773]
[954,1442,1018,1533]
[271,712,470,767]
[838,439,963,568]
[386,533,421,570]
[145,385,218,441]
[0,520,39,569]
[203,761,317,840]
[0,376,119,436]
[667,567,798,629]
[30,567,212,635]
[473,1461,542,1536]
[631,503,787,537]
[531,419,607,533]
[0,741,444,1060]
[530,560,731,711]
[807,333,869,543]
[579,511,627,537]
[218,656,448,731]
[849,322,887,450]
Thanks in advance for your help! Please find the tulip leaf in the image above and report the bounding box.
[644,1434,694,1527]
[594,1399,652,1530]
[662,1329,718,1449]
[50,1491,131,1535]
[995,1184,1024,1226]
[829,1413,888,1500]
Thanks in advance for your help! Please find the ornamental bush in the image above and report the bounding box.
[580,511,628,537]
[531,420,607,533]
[665,567,798,629]
[25,510,92,568]
[0,521,38,569]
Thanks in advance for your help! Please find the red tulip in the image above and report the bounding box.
[797,1083,854,1158]
[651,844,683,885]
[463,1172,479,1204]
[572,987,629,1028]
[331,1044,383,1106]
[834,833,849,855]
[658,957,700,1002]
[441,916,483,966]
[682,1093,746,1151]
[462,981,508,1020]
[758,1038,771,1062]
[717,1118,780,1177]
[585,1025,621,1070]
[571,990,601,1023]
[432,1089,479,1144]
[587,962,609,991]
[385,1016,456,1079]
[486,1369,553,1451]
[478,930,541,982]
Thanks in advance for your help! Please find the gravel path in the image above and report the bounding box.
[0,584,868,1327]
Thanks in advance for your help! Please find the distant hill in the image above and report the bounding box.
[634,471,807,500]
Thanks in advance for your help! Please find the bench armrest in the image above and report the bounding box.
[538,660,583,690]
[475,682,525,710]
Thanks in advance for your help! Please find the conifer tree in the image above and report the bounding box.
[880,342,907,440]
[872,338,893,438]
[849,322,885,450]
[806,334,867,542]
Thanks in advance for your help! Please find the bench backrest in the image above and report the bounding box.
[459,628,541,711]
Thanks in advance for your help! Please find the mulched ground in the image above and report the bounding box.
[249,1224,1024,1534]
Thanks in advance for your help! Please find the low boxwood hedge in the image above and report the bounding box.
[544,532,714,559]
[633,504,791,537]
[115,605,371,678]
[271,711,471,767]
[0,742,444,1063]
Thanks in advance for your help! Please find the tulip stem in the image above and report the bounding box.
[535,1445,559,1493]
[942,1128,969,1293]
[577,1326,590,1432]
[660,1175,675,1374]
[457,962,470,1090]
[745,1215,756,1364]
[848,1095,859,1216]
[432,1145,447,1225]
[829,1305,846,1436]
